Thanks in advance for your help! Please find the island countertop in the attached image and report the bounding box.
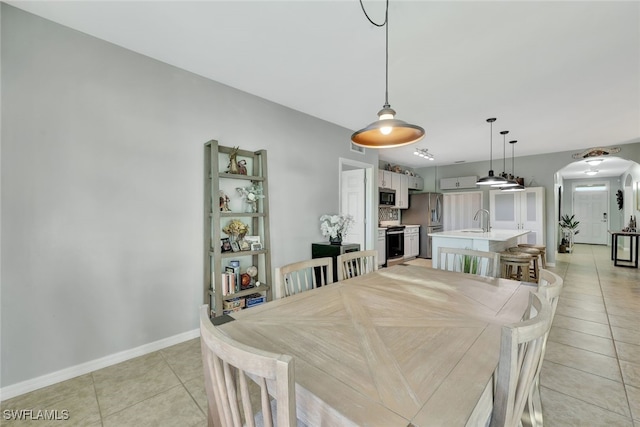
[428,229,531,241]
[428,229,531,268]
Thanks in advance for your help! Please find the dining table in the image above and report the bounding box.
[218,264,534,427]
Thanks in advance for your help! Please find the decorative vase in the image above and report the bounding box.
[245,201,257,213]
[330,234,342,245]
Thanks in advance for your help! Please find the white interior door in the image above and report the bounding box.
[341,169,366,249]
[573,189,608,244]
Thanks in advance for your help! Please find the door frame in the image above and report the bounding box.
[339,158,375,250]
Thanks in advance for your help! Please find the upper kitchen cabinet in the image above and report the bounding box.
[408,175,424,191]
[440,176,478,190]
[379,170,393,189]
[393,173,409,209]
[489,187,545,245]
[378,169,416,209]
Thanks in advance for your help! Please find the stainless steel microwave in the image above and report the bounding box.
[379,188,396,206]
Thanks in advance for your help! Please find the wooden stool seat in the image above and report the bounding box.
[500,252,534,282]
[507,247,541,282]
[518,244,547,268]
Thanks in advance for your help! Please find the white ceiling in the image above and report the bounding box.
[9,0,640,176]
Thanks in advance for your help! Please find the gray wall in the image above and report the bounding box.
[1,5,377,388]
[415,143,640,265]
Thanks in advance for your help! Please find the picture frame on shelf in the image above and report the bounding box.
[251,242,263,251]
[239,240,251,251]
[244,235,261,245]
[221,238,232,252]
[230,241,240,252]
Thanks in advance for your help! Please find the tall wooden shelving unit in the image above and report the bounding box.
[204,140,272,317]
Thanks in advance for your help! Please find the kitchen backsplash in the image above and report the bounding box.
[379,207,399,222]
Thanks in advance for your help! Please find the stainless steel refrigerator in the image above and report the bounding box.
[401,192,443,258]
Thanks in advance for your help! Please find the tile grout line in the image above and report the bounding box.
[158,346,208,418]
[90,372,105,426]
[547,247,635,422]
[591,245,636,424]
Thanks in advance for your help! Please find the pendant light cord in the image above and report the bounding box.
[489,120,493,170]
[359,0,390,106]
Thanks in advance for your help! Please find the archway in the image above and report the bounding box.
[554,155,639,254]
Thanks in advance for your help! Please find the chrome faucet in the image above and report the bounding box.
[474,209,491,232]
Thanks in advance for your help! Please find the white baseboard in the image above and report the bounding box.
[0,328,200,402]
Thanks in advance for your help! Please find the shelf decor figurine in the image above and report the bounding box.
[236,185,265,213]
[219,190,231,212]
[320,214,355,245]
[227,146,240,174]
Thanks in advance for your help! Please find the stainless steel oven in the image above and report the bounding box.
[385,225,405,265]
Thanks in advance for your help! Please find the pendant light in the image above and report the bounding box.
[493,130,518,188]
[351,0,425,148]
[501,140,525,192]
[476,118,508,185]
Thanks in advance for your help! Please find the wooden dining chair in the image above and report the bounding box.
[275,257,333,298]
[438,247,501,278]
[200,305,298,427]
[336,250,378,281]
[490,291,552,427]
[522,269,564,427]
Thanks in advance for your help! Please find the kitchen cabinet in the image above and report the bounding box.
[204,140,272,317]
[377,228,386,267]
[393,173,409,209]
[404,226,420,259]
[489,187,545,245]
[408,175,424,191]
[378,170,393,189]
[440,176,478,190]
[378,169,413,209]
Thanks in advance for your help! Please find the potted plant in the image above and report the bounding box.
[559,214,580,252]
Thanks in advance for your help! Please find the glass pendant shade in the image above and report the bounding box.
[477,118,508,186]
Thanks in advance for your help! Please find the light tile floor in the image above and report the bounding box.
[2,244,638,426]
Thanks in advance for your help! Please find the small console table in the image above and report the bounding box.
[312,242,361,283]
[609,231,640,268]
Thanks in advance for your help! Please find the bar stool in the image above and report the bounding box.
[507,247,541,282]
[500,252,533,282]
[518,244,547,268]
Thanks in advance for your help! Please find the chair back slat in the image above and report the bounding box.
[336,250,378,281]
[438,247,501,278]
[200,305,296,426]
[276,257,333,297]
[490,291,552,427]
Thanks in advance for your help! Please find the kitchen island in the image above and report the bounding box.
[428,229,530,269]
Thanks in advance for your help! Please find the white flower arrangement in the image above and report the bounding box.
[320,214,355,239]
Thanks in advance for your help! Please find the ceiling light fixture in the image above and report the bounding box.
[351,0,425,149]
[585,169,599,176]
[476,118,508,186]
[493,130,518,188]
[501,140,525,192]
[414,148,434,160]
[586,158,604,166]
